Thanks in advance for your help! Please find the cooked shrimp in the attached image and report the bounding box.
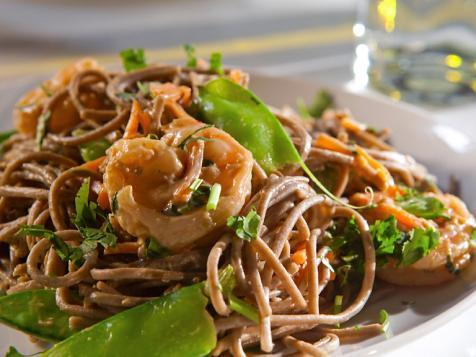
[376,193,475,286]
[14,58,101,136]
[103,117,253,252]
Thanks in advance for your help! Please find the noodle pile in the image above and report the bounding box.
[0,56,474,357]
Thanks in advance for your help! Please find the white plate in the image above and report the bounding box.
[0,73,475,356]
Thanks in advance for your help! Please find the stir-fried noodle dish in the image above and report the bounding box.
[1,48,475,356]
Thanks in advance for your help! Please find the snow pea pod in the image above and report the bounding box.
[0,289,74,342]
[43,284,216,357]
[198,78,301,173]
[198,78,365,207]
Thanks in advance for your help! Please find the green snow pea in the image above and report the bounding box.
[42,284,216,357]
[198,78,301,173]
[0,289,74,342]
[197,78,364,207]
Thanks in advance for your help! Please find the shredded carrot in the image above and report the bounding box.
[150,83,191,106]
[354,145,394,192]
[229,69,243,84]
[291,249,307,265]
[104,242,139,255]
[386,185,406,199]
[341,117,366,133]
[315,133,353,155]
[124,99,152,139]
[97,187,110,211]
[378,203,426,230]
[80,156,106,172]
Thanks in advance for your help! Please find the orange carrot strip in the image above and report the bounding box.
[354,145,395,191]
[97,187,110,211]
[315,133,353,155]
[341,117,367,133]
[80,156,106,172]
[229,69,243,84]
[378,203,426,230]
[123,100,141,139]
[292,249,307,265]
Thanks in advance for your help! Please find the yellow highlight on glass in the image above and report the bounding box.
[471,81,476,92]
[378,0,397,33]
[446,70,462,83]
[445,54,462,69]
[389,90,401,101]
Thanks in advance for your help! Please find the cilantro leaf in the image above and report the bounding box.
[119,48,147,72]
[226,209,261,241]
[78,227,117,254]
[308,90,334,118]
[470,228,476,241]
[36,111,51,150]
[401,228,439,266]
[18,225,83,264]
[183,44,197,68]
[370,216,403,256]
[137,81,150,97]
[396,189,447,219]
[73,178,98,228]
[209,52,224,75]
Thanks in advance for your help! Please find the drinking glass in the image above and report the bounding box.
[354,0,476,105]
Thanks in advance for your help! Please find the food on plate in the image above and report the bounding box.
[0,47,474,356]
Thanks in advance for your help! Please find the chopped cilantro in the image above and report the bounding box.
[226,209,261,241]
[308,90,334,118]
[119,48,147,72]
[401,227,439,266]
[470,228,476,241]
[183,44,197,68]
[396,188,448,219]
[137,81,150,97]
[296,97,311,119]
[370,216,404,260]
[73,178,99,228]
[209,52,224,75]
[18,225,83,265]
[78,227,117,255]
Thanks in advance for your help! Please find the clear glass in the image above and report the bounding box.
[354,0,476,105]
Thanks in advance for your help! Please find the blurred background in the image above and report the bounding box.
[0,0,475,134]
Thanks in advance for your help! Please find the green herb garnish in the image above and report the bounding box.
[120,48,147,72]
[401,227,439,266]
[307,90,334,118]
[226,209,261,242]
[35,111,51,150]
[209,52,224,75]
[183,44,197,68]
[18,225,83,264]
[396,188,448,219]
[206,183,221,211]
[137,81,150,97]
